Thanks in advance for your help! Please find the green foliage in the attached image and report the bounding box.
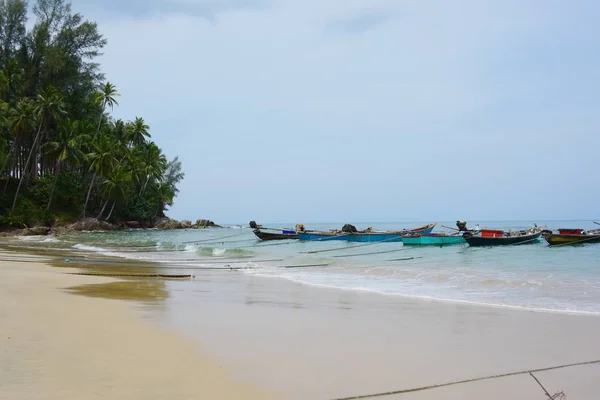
[0,0,183,228]
[127,196,156,221]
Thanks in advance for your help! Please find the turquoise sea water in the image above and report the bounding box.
[6,220,600,314]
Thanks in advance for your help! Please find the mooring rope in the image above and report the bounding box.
[182,230,249,244]
[332,247,417,258]
[301,235,404,255]
[331,359,600,400]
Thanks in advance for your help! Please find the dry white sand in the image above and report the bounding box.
[0,252,278,400]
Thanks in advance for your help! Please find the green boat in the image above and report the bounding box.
[401,233,466,246]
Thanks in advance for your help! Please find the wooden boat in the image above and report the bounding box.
[253,228,298,241]
[462,227,541,246]
[541,228,600,246]
[347,223,437,243]
[401,232,466,246]
[297,231,348,241]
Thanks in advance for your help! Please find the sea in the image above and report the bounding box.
[5,220,600,315]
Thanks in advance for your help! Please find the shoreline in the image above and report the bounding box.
[0,250,278,400]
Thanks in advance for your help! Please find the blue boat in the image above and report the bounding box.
[401,232,466,246]
[297,231,349,241]
[346,223,437,243]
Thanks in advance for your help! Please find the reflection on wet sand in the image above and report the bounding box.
[66,280,168,301]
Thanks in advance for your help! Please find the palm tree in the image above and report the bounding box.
[11,87,66,215]
[98,165,132,220]
[44,119,90,209]
[138,141,166,195]
[6,98,34,180]
[93,82,119,133]
[82,135,116,217]
[126,117,150,146]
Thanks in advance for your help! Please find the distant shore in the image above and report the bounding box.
[0,250,277,400]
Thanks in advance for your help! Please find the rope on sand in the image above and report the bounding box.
[331,359,600,400]
[68,272,192,278]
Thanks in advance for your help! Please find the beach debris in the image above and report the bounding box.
[529,373,566,400]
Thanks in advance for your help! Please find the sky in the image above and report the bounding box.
[73,0,600,224]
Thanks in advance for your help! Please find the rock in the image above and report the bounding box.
[153,217,183,230]
[68,218,118,232]
[194,219,221,228]
[124,221,141,229]
[181,220,192,229]
[22,226,51,236]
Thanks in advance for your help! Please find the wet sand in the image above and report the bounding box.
[0,251,278,400]
[154,270,600,399]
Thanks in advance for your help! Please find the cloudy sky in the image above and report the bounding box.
[75,0,599,224]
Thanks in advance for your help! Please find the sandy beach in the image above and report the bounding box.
[152,269,600,399]
[0,251,278,400]
[2,247,600,400]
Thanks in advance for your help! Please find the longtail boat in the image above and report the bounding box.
[463,227,541,246]
[541,228,600,246]
[297,231,348,241]
[401,232,465,246]
[347,223,437,242]
[253,228,298,241]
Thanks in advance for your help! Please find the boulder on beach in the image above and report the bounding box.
[181,220,193,229]
[153,217,183,230]
[68,218,117,231]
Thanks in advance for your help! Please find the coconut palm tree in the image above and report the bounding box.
[126,117,150,146]
[6,98,34,180]
[93,82,119,133]
[98,165,132,220]
[83,135,116,217]
[44,119,90,209]
[138,141,166,195]
[11,86,66,215]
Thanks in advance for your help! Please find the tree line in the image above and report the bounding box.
[0,0,184,227]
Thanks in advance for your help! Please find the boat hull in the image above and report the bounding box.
[347,233,403,243]
[543,233,600,245]
[253,229,298,241]
[346,223,437,243]
[297,232,347,241]
[402,234,465,246]
[463,231,541,246]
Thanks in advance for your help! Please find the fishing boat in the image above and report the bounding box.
[401,232,465,246]
[252,228,298,241]
[297,231,348,241]
[346,223,438,242]
[462,227,542,246]
[541,228,600,246]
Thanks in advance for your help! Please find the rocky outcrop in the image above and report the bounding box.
[22,226,51,236]
[181,220,192,229]
[194,219,221,228]
[153,217,183,230]
[68,218,118,232]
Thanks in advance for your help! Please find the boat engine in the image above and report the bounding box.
[341,224,358,233]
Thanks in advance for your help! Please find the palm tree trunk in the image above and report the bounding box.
[106,200,116,220]
[96,198,109,219]
[11,123,44,215]
[46,162,61,210]
[139,175,150,196]
[82,172,97,218]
